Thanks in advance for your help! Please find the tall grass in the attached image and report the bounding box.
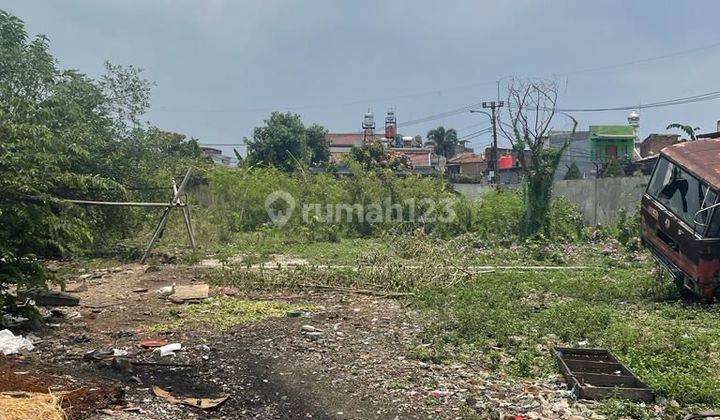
[153,166,591,257]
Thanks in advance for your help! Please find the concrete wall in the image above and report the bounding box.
[451,183,494,200]
[553,176,649,225]
[452,175,650,225]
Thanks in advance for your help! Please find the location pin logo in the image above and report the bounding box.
[265,190,296,228]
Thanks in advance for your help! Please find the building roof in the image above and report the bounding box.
[326,133,375,147]
[589,125,636,138]
[639,134,680,158]
[447,152,484,164]
[391,148,432,167]
[662,139,720,187]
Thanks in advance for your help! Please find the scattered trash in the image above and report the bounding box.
[2,314,29,327]
[155,342,181,357]
[64,280,88,293]
[122,406,145,413]
[139,338,169,348]
[157,284,176,297]
[286,310,303,317]
[112,348,128,357]
[48,309,66,318]
[152,385,229,410]
[132,287,148,293]
[0,329,35,355]
[169,284,209,303]
[300,324,321,333]
[17,290,79,307]
[83,349,115,361]
[429,390,444,398]
[554,347,654,402]
[46,308,82,320]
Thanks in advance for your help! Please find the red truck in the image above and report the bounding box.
[641,139,720,301]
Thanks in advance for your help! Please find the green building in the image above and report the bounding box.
[589,125,636,162]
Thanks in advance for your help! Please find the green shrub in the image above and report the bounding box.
[548,196,585,242]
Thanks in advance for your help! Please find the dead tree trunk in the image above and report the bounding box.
[499,79,577,237]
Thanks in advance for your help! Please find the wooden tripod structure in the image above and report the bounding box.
[140,168,196,263]
[64,168,197,263]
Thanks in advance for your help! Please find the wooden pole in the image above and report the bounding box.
[140,169,194,264]
[65,199,186,207]
[182,205,197,250]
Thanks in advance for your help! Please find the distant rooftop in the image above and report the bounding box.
[590,125,636,138]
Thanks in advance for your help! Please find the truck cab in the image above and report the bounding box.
[641,140,720,300]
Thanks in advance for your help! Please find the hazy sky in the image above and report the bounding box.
[5,0,720,158]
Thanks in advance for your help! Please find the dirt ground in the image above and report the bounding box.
[0,262,596,419]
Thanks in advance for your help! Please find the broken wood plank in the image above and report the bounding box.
[170,284,209,303]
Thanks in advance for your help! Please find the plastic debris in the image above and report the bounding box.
[155,342,181,357]
[2,314,29,327]
[157,284,176,297]
[140,338,169,348]
[0,329,35,355]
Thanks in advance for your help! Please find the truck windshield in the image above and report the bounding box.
[647,157,718,235]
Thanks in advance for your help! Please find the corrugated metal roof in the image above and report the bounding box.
[662,139,720,187]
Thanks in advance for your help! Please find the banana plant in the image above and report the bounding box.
[666,123,701,141]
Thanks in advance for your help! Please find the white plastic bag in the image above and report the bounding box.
[0,329,34,355]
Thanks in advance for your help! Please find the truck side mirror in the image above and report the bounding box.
[693,201,720,233]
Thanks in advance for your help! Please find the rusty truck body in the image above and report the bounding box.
[641,139,720,300]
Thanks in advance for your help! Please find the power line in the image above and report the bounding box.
[400,88,720,131]
[555,90,720,112]
[457,128,492,141]
[553,40,720,78]
[397,102,485,128]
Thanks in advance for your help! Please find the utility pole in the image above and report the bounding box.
[482,101,504,184]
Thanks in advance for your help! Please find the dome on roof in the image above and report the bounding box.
[628,110,640,127]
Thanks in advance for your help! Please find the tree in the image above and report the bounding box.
[603,159,624,178]
[245,112,308,171]
[306,123,330,165]
[666,123,700,141]
[0,10,206,306]
[498,79,577,237]
[346,142,410,172]
[426,126,458,158]
[245,112,329,171]
[564,162,581,180]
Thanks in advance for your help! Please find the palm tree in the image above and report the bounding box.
[426,126,458,158]
[666,123,701,141]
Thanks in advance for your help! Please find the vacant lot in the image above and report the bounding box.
[5,233,715,419]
